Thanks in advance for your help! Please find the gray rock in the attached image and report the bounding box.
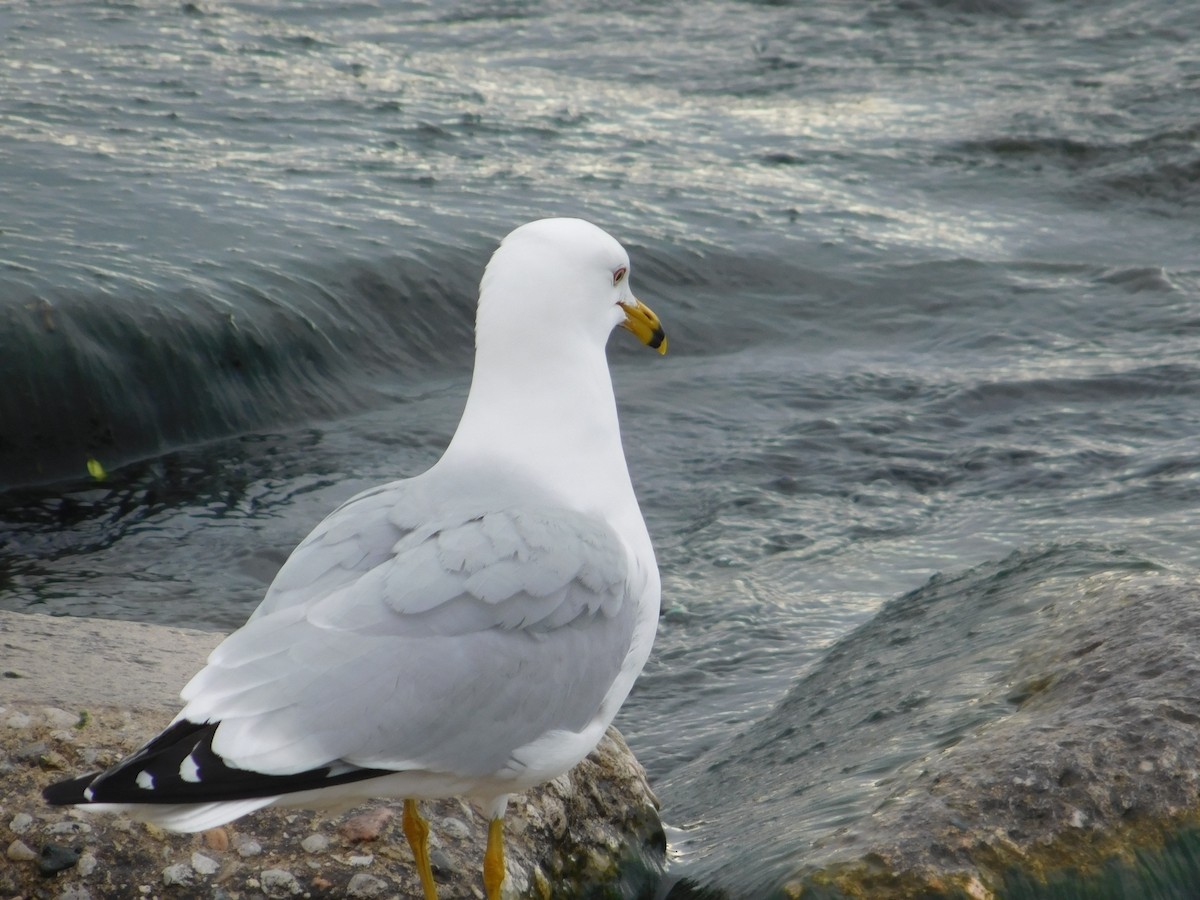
[9,812,34,834]
[299,832,329,853]
[346,872,390,897]
[43,707,80,729]
[162,862,194,886]
[15,740,47,761]
[76,852,98,877]
[191,851,219,875]
[236,838,263,857]
[662,555,1200,898]
[259,867,302,897]
[439,815,472,840]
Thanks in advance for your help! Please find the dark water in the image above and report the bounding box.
[2,0,1199,891]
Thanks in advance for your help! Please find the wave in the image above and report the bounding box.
[954,123,1200,212]
[0,251,479,490]
[0,236,808,491]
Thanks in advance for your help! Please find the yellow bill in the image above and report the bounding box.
[619,298,668,354]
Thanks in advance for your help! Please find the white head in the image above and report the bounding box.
[443,217,666,518]
[475,218,666,359]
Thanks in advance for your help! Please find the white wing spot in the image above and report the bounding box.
[180,754,201,783]
[136,770,155,790]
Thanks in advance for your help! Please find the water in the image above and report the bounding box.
[2,0,1198,892]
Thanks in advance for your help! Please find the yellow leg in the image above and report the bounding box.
[483,817,506,900]
[402,799,438,900]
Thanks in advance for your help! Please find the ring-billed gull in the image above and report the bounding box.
[44,217,667,899]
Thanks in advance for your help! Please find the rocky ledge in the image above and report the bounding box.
[661,547,1200,899]
[0,611,664,899]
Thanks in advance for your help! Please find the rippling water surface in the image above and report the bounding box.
[2,0,1199,891]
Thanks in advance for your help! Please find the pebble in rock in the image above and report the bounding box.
[300,833,330,853]
[17,740,47,761]
[429,848,455,873]
[43,707,80,729]
[346,873,390,898]
[260,868,302,897]
[439,816,472,840]
[10,812,34,834]
[7,839,37,861]
[77,852,98,877]
[57,886,92,900]
[348,853,374,867]
[338,808,393,842]
[162,863,194,886]
[236,839,263,858]
[39,749,69,769]
[202,827,230,852]
[39,843,81,876]
[191,851,219,876]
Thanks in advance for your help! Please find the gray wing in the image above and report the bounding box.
[248,479,413,622]
[179,481,638,778]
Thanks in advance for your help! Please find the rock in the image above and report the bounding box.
[260,867,303,897]
[162,862,194,886]
[661,556,1200,898]
[56,886,92,900]
[191,851,219,875]
[7,839,37,861]
[348,853,373,867]
[346,872,390,897]
[236,838,263,857]
[76,852,98,876]
[202,827,230,852]
[429,847,455,873]
[39,842,81,875]
[300,832,330,853]
[43,707,80,729]
[337,808,393,843]
[10,812,34,834]
[38,748,69,770]
[439,816,472,840]
[5,712,33,729]
[15,740,48,761]
[0,609,664,897]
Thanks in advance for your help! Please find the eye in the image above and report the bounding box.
[612,266,627,286]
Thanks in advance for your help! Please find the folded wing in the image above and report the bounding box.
[171,484,638,781]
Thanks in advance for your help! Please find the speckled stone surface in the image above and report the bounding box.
[0,611,664,899]
[663,560,1200,899]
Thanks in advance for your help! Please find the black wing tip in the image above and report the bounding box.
[43,773,99,806]
[43,716,395,807]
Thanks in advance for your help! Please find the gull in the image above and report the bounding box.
[44,217,667,899]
